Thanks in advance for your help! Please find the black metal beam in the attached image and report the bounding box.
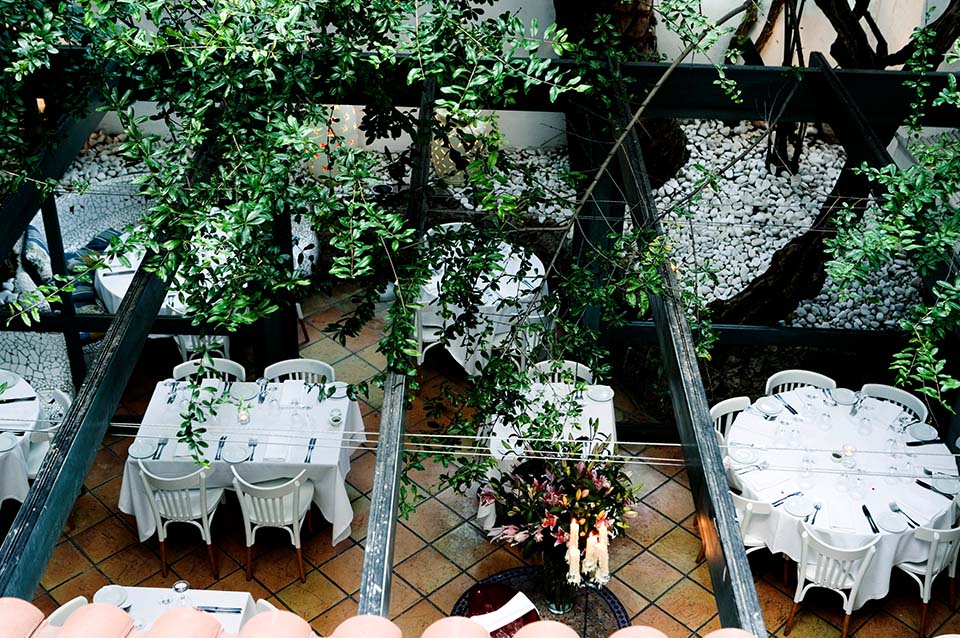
[610,321,907,349]
[0,263,166,598]
[0,309,231,336]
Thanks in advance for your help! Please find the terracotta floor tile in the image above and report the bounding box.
[623,502,675,547]
[98,543,160,585]
[355,343,387,369]
[404,499,463,542]
[465,548,525,580]
[299,338,352,366]
[64,491,112,536]
[136,571,182,589]
[364,383,384,410]
[642,480,695,523]
[882,588,951,631]
[84,447,125,489]
[170,546,239,589]
[429,572,477,615]
[72,516,137,563]
[433,522,496,570]
[779,610,841,638]
[347,452,376,495]
[656,579,717,631]
[931,608,960,637]
[207,569,271,601]
[632,603,691,638]
[406,457,454,493]
[852,610,913,638]
[91,477,124,515]
[393,599,445,637]
[648,526,702,575]
[616,552,683,601]
[323,544,366,594]
[32,594,58,617]
[49,568,110,605]
[688,562,714,593]
[311,596,358,634]
[695,614,722,636]
[41,542,92,590]
[300,294,337,316]
[605,576,649,619]
[248,544,309,592]
[643,445,686,477]
[276,570,346,620]
[435,487,480,521]
[303,534,353,569]
[395,547,461,595]
[391,524,426,564]
[335,356,379,385]
[388,575,423,618]
[624,460,671,499]
[348,497,372,542]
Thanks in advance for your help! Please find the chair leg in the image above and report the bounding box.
[841,614,851,638]
[784,602,799,635]
[245,547,253,581]
[919,601,929,638]
[159,540,168,578]
[207,544,219,580]
[695,541,705,564]
[783,555,790,585]
[951,577,956,611]
[296,547,306,583]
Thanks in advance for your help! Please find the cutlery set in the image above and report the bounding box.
[152,438,169,460]
[861,505,880,533]
[0,395,36,405]
[916,479,954,499]
[774,394,798,415]
[305,437,317,463]
[772,491,802,507]
[196,606,243,614]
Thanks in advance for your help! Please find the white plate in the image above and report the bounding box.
[93,585,128,607]
[587,387,614,402]
[875,511,908,534]
[783,496,815,517]
[0,370,21,392]
[230,385,258,401]
[908,423,938,442]
[831,388,858,405]
[0,432,17,453]
[221,442,249,464]
[128,439,157,459]
[728,446,759,464]
[755,397,783,416]
[934,476,960,495]
[330,382,349,399]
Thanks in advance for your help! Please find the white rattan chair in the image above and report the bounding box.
[710,396,750,439]
[172,358,246,382]
[861,383,929,424]
[45,596,87,628]
[27,389,72,480]
[531,360,594,384]
[896,525,960,637]
[765,369,836,396]
[264,358,335,384]
[785,523,880,638]
[137,461,225,578]
[232,468,315,583]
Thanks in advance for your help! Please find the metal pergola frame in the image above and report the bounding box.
[0,53,955,635]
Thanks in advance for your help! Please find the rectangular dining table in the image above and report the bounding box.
[116,586,255,633]
[118,379,365,545]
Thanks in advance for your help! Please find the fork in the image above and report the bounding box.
[153,438,169,460]
[214,435,227,461]
[305,437,317,463]
[247,438,259,462]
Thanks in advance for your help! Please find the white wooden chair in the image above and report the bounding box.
[27,389,72,480]
[264,358,335,385]
[255,598,278,614]
[730,492,773,556]
[531,360,594,384]
[137,461,225,578]
[172,358,246,382]
[785,523,880,638]
[765,369,836,395]
[44,596,87,628]
[174,335,231,362]
[896,525,960,638]
[710,396,750,439]
[861,383,929,424]
[232,468,315,583]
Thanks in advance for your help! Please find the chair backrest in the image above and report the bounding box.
[173,358,246,381]
[33,389,73,444]
[255,598,279,614]
[232,467,306,527]
[914,525,960,579]
[46,596,88,627]
[0,597,45,638]
[240,610,312,638]
[264,358,335,384]
[799,523,878,597]
[531,360,594,384]
[861,383,929,424]
[765,369,836,395]
[710,397,750,437]
[59,602,134,638]
[149,607,223,638]
[138,460,211,522]
[730,492,773,540]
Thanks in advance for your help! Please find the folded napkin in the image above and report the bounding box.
[262,437,288,462]
[748,471,793,494]
[905,486,949,520]
[754,477,800,503]
[866,398,906,426]
[828,504,856,531]
[469,592,538,633]
[281,380,304,406]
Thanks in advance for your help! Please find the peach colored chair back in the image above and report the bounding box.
[513,620,580,638]
[702,630,757,638]
[331,614,402,638]
[609,628,670,638]
[421,616,491,637]
[0,597,45,638]
[240,610,312,638]
[149,607,223,638]
[59,602,134,638]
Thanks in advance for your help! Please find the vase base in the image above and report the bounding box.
[546,601,574,615]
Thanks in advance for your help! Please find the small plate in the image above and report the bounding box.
[933,476,960,495]
[784,496,815,517]
[230,384,259,401]
[0,370,21,392]
[875,511,908,534]
[755,397,784,417]
[728,446,760,464]
[128,439,157,459]
[831,388,858,405]
[93,585,128,607]
[908,423,939,442]
[221,442,249,464]
[0,432,17,453]
[330,382,349,399]
[587,386,614,402]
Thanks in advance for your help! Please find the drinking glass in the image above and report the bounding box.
[172,579,191,608]
[817,411,833,432]
[884,463,900,485]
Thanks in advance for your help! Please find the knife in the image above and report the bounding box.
[101,269,137,277]
[305,437,317,463]
[774,394,798,415]
[861,505,880,533]
[772,491,802,507]
[196,606,243,614]
[916,479,954,499]
[0,396,36,404]
[907,438,944,447]
[214,435,227,461]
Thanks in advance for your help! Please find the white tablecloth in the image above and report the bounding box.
[727,387,958,608]
[0,370,41,504]
[478,383,618,529]
[104,586,256,633]
[118,380,365,545]
[419,241,547,373]
[94,249,185,316]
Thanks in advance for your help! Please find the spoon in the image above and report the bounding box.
[809,502,822,525]
[736,460,770,475]
[923,467,957,478]
[889,501,919,528]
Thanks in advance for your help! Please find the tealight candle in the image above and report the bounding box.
[237,409,251,425]
[842,444,856,457]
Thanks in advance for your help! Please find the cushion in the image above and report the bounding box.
[20,225,53,284]
[85,228,121,252]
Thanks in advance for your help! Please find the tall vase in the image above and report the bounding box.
[541,550,577,615]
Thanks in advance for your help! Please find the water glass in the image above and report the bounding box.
[884,463,900,485]
[172,579,191,607]
[817,411,833,432]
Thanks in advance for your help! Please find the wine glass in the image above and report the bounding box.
[817,411,833,432]
[173,579,191,607]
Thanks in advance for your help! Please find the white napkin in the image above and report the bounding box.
[755,478,800,503]
[827,504,855,531]
[262,437,288,461]
[280,380,304,406]
[866,399,906,426]
[469,592,538,633]
[748,471,793,494]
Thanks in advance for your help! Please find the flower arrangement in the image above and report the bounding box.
[484,449,640,587]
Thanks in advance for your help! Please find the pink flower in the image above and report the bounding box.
[552,528,569,546]
[542,487,563,507]
[513,530,530,543]
[478,485,496,506]
[489,525,519,542]
[534,531,544,543]
[542,512,558,529]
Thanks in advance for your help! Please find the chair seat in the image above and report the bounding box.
[156,487,225,520]
[896,560,930,575]
[27,440,51,480]
[243,479,315,524]
[743,534,765,548]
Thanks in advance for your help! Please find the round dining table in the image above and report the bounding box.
[0,370,42,504]
[725,386,959,608]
